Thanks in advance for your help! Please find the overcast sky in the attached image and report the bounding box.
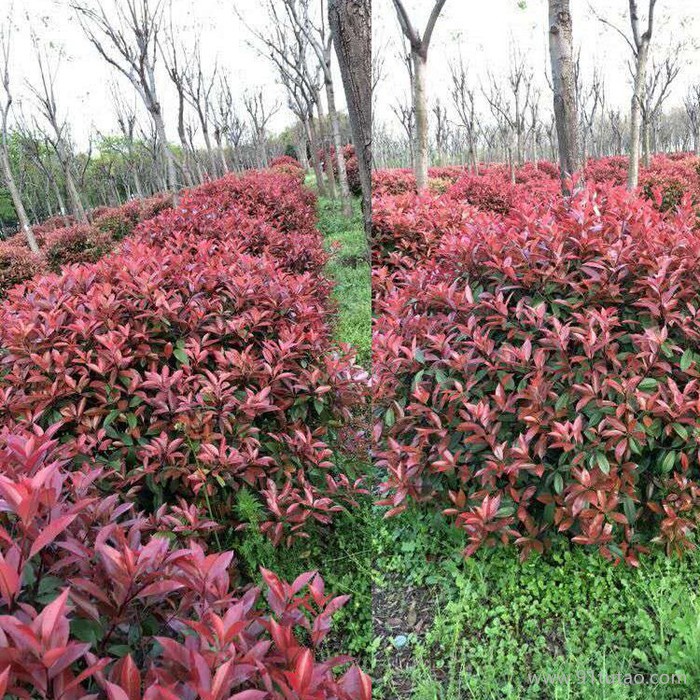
[374,0,700,133]
[5,0,344,149]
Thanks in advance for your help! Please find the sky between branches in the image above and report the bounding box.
[374,0,700,133]
[9,0,346,148]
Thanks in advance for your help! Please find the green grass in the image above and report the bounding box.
[372,508,700,699]
[316,196,371,367]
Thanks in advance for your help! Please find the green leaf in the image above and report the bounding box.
[680,348,693,372]
[553,473,564,494]
[596,453,610,475]
[638,378,658,392]
[173,348,189,365]
[384,407,395,427]
[103,409,120,428]
[661,451,676,473]
[672,423,688,440]
[71,619,102,644]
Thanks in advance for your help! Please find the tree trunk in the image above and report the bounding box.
[628,46,650,189]
[316,100,337,198]
[63,163,87,223]
[202,124,218,178]
[306,116,327,197]
[548,0,581,195]
[152,107,178,201]
[412,52,429,191]
[328,0,371,237]
[1,147,39,252]
[325,75,352,216]
[642,117,651,167]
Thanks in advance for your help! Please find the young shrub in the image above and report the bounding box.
[0,425,370,699]
[374,181,700,566]
[43,224,114,271]
[0,241,47,295]
[446,172,515,215]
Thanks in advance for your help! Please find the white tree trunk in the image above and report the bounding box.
[548,0,581,195]
[325,75,352,216]
[1,146,39,252]
[412,52,429,191]
[628,46,650,189]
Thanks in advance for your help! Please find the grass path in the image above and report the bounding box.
[316,196,371,367]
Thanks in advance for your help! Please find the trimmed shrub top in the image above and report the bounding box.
[374,168,700,566]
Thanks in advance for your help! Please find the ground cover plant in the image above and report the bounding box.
[0,163,371,697]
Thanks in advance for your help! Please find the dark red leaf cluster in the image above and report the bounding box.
[0,170,367,547]
[374,158,700,566]
[0,426,370,698]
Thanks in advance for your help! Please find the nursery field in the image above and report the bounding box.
[0,159,372,698]
[371,154,700,699]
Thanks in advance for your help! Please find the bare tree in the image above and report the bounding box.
[28,41,88,222]
[640,54,680,166]
[285,0,352,216]
[328,0,371,236]
[484,52,533,181]
[598,0,658,188]
[243,90,280,169]
[391,0,448,191]
[432,98,449,164]
[548,0,580,194]
[111,85,146,198]
[577,63,605,163]
[391,97,414,168]
[183,39,219,178]
[0,12,38,251]
[684,84,700,157]
[450,56,479,172]
[73,0,179,198]
[160,16,197,186]
[242,0,328,193]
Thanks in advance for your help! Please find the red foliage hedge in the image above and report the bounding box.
[0,426,370,698]
[0,170,366,548]
[0,193,173,295]
[0,168,370,696]
[374,165,700,566]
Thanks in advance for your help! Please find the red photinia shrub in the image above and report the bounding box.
[374,181,700,566]
[269,154,303,170]
[32,213,78,236]
[322,145,361,197]
[372,170,416,197]
[138,202,328,277]
[584,155,629,185]
[639,155,700,212]
[372,192,483,269]
[0,242,47,295]
[43,224,115,271]
[0,426,371,698]
[0,242,365,544]
[0,170,367,546]
[180,172,317,237]
[269,155,306,183]
[372,167,466,198]
[93,193,173,240]
[446,172,516,215]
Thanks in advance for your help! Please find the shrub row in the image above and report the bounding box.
[374,169,700,566]
[0,425,370,698]
[0,193,173,296]
[0,164,371,696]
